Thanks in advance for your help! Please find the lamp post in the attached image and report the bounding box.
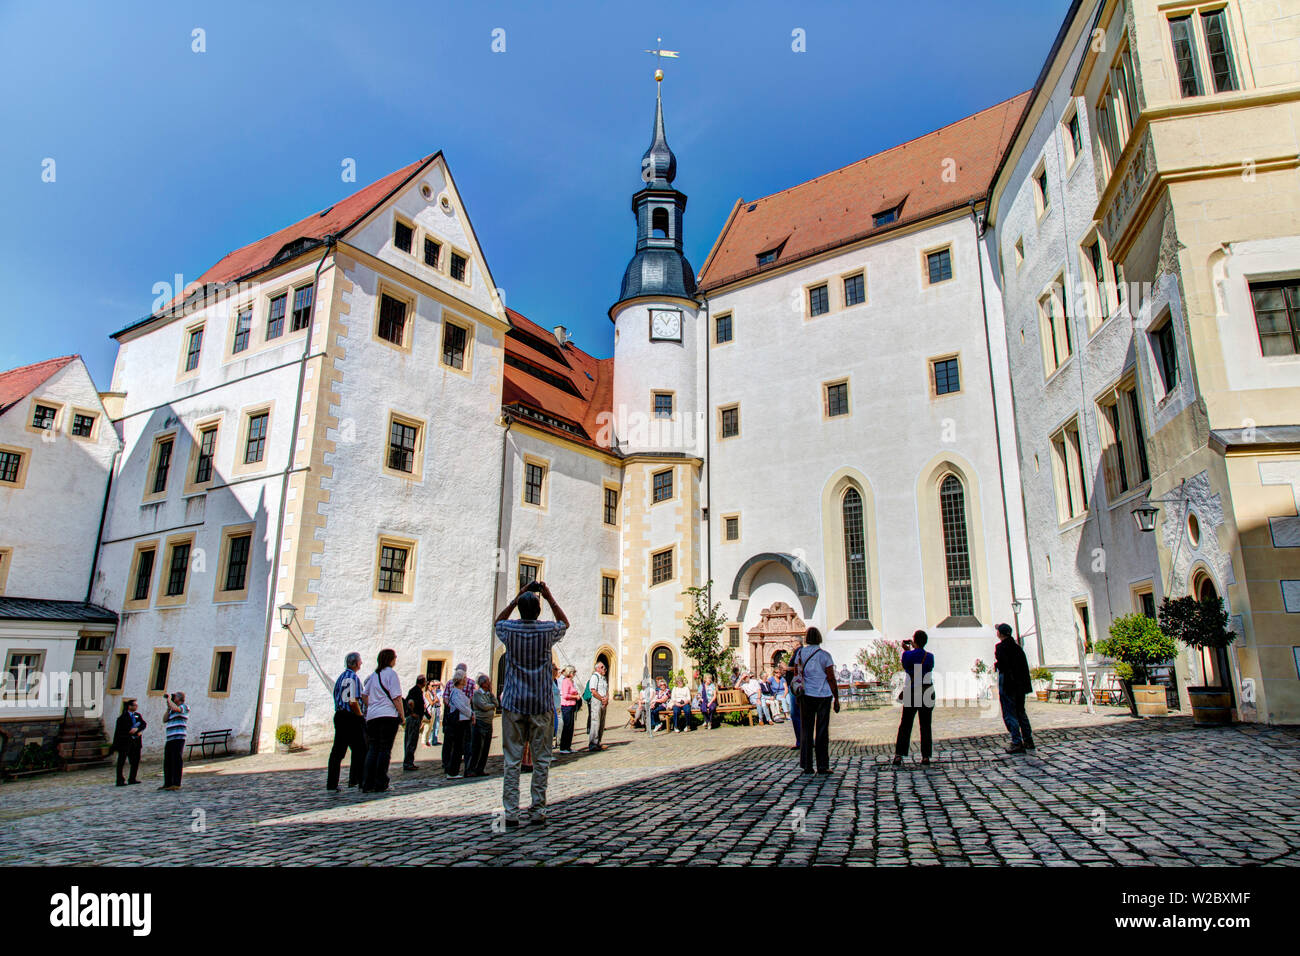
[278,602,297,630]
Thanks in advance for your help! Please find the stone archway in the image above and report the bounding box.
[746,602,807,674]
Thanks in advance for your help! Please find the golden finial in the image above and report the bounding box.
[645,37,679,83]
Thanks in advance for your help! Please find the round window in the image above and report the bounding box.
[1187,511,1201,548]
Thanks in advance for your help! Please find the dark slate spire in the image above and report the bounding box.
[640,84,677,188]
[614,81,696,308]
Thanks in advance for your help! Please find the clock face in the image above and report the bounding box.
[650,309,682,341]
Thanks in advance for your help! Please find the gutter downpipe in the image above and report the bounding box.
[970,202,1038,664]
[85,448,120,603]
[700,293,712,595]
[490,412,515,683]
[250,237,336,754]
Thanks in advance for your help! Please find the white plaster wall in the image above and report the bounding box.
[990,21,1163,670]
[295,256,506,745]
[0,358,119,600]
[611,301,703,455]
[705,213,1022,688]
[501,430,621,686]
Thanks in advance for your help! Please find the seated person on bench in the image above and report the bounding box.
[649,678,671,732]
[764,669,788,721]
[696,673,719,729]
[741,674,775,724]
[669,676,693,732]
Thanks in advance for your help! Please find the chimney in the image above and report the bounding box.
[553,325,570,346]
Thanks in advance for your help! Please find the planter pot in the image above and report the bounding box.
[1036,690,1049,702]
[1130,684,1167,717]
[275,741,292,754]
[1187,687,1233,726]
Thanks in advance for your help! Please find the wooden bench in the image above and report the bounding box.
[1047,678,1081,703]
[186,729,233,759]
[714,688,757,726]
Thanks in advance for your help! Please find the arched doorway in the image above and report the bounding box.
[1192,571,1232,692]
[595,650,613,689]
[650,645,673,685]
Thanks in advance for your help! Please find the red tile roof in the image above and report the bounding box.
[502,309,614,454]
[115,154,440,337]
[697,93,1032,291]
[0,355,76,417]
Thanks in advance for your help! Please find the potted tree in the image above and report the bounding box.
[1159,596,1238,726]
[1095,614,1178,718]
[1030,667,1053,701]
[274,723,297,754]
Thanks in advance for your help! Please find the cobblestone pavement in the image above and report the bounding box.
[2,702,1298,866]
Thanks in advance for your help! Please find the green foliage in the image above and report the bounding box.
[13,743,59,772]
[856,639,903,684]
[1114,661,1135,682]
[275,723,297,747]
[1029,667,1054,683]
[1158,596,1237,650]
[722,711,748,726]
[682,582,730,686]
[1096,613,1177,684]
[971,658,989,677]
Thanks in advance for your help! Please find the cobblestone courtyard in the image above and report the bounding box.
[3,702,1299,866]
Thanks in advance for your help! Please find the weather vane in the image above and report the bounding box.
[644,37,679,82]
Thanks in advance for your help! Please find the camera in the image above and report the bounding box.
[525,580,544,594]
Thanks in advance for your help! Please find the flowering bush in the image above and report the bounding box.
[971,658,989,677]
[855,639,903,685]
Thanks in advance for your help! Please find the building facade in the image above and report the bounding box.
[0,355,119,762]
[1070,0,1300,722]
[37,1,1299,755]
[985,0,1165,678]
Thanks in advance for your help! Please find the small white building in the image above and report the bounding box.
[0,355,119,766]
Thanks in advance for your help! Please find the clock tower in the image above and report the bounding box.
[609,75,701,458]
[610,71,703,693]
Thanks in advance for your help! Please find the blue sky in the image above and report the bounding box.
[0,0,1071,387]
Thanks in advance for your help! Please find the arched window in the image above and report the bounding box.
[939,475,975,617]
[842,487,870,621]
[652,207,670,238]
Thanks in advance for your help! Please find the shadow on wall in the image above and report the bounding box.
[94,402,273,756]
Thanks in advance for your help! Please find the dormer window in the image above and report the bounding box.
[757,248,779,267]
[873,205,901,228]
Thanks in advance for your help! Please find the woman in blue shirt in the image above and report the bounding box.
[893,630,935,766]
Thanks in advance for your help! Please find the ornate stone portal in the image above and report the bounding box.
[746,601,808,673]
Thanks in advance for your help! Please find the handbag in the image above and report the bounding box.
[791,646,814,698]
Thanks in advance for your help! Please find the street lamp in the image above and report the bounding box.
[1131,501,1159,533]
[278,602,297,630]
[1011,599,1023,616]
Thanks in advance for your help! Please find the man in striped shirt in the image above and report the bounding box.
[160,691,189,791]
[494,581,568,827]
[327,652,367,791]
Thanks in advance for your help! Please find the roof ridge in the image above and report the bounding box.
[0,353,77,378]
[743,91,1032,207]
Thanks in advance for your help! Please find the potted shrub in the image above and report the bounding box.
[274,723,297,754]
[1159,596,1238,726]
[1030,667,1053,701]
[1095,614,1177,718]
[971,658,992,700]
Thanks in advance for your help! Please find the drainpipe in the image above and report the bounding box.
[700,293,712,594]
[489,412,514,681]
[970,202,1037,664]
[85,448,121,603]
[249,237,336,754]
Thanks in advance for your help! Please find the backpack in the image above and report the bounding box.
[582,676,593,702]
[791,646,816,698]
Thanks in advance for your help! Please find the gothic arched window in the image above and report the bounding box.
[842,487,870,621]
[939,475,975,618]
